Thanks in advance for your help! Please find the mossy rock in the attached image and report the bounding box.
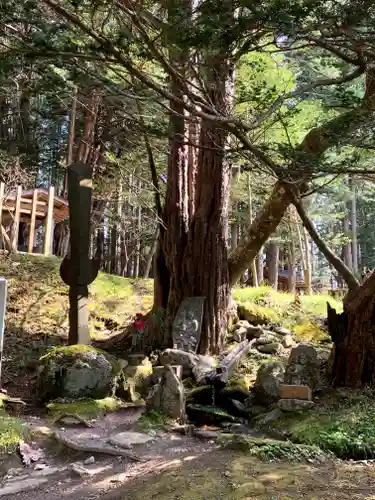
[37,345,123,402]
[46,397,126,419]
[119,358,153,402]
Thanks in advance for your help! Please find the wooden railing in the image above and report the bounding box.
[0,184,55,256]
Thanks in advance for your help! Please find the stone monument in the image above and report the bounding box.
[172,297,205,352]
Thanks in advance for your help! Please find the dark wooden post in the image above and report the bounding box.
[60,162,100,345]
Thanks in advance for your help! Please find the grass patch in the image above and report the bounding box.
[0,412,30,455]
[233,285,341,342]
[46,397,125,419]
[219,434,328,462]
[1,253,153,343]
[293,321,331,343]
[260,388,375,460]
[137,410,170,432]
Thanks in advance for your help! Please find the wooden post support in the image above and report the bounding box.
[28,189,38,254]
[0,183,4,250]
[10,186,22,252]
[44,186,55,256]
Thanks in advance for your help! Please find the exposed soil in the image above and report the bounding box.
[8,443,375,500]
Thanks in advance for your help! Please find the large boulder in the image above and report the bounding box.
[253,361,285,405]
[284,344,320,391]
[37,346,122,401]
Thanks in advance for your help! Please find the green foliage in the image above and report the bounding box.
[0,413,30,456]
[137,410,169,432]
[267,389,375,459]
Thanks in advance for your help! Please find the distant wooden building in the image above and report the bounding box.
[0,184,69,255]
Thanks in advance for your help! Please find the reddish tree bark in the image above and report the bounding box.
[328,271,375,386]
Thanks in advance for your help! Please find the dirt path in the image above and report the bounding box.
[7,439,375,500]
[3,406,375,500]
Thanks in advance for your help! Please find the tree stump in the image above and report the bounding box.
[328,271,375,386]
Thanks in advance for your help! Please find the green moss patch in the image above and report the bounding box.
[137,410,170,432]
[258,388,375,460]
[293,320,331,343]
[46,397,125,419]
[219,434,329,462]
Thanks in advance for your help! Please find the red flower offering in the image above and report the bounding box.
[134,316,145,332]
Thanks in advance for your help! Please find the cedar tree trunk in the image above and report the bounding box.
[328,271,375,386]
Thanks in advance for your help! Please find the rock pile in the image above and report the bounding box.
[232,321,295,355]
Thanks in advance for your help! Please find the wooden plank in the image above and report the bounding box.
[28,189,38,254]
[10,186,22,252]
[43,186,54,256]
[20,208,45,217]
[279,384,312,401]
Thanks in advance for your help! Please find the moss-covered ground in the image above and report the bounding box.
[256,387,375,460]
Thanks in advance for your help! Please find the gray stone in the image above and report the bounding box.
[257,342,283,355]
[37,346,121,401]
[159,349,199,369]
[274,327,292,336]
[192,355,217,382]
[69,462,112,478]
[193,429,220,440]
[277,399,315,412]
[146,365,186,420]
[233,320,251,330]
[0,478,48,496]
[257,408,283,424]
[108,432,154,449]
[254,361,285,405]
[160,365,186,420]
[284,344,319,391]
[256,333,278,345]
[246,325,264,338]
[54,431,141,460]
[233,326,248,342]
[84,456,96,465]
[172,297,205,352]
[282,335,294,348]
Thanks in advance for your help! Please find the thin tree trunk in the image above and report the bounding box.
[303,227,312,295]
[231,224,238,250]
[64,86,77,197]
[247,172,258,287]
[343,211,352,271]
[350,176,358,275]
[267,243,279,290]
[134,191,142,278]
[287,240,296,293]
[293,196,359,291]
[144,229,158,279]
[256,249,264,285]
